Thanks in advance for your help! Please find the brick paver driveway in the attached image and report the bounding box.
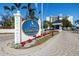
[0,31,79,56]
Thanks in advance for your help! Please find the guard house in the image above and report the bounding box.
[52,20,62,32]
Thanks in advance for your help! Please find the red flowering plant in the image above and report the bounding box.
[27,39,33,43]
[20,41,27,47]
[36,35,42,38]
[42,33,46,36]
[42,32,47,36]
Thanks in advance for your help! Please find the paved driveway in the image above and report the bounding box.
[0,31,79,56]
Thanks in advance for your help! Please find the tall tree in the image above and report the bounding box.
[27,3,36,19]
[14,3,27,19]
[14,3,21,10]
[3,6,16,28]
[3,3,27,28]
[43,21,48,31]
[62,17,72,28]
[14,3,27,10]
[43,20,53,30]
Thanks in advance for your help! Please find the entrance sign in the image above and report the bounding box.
[14,11,42,44]
[22,20,39,36]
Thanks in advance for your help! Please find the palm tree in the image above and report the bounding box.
[43,21,48,31]
[4,6,16,14]
[45,21,53,29]
[14,3,27,19]
[27,3,36,19]
[13,3,36,19]
[3,3,27,28]
[14,3,21,10]
[62,17,72,30]
[14,3,27,10]
[3,6,16,28]
[43,20,53,30]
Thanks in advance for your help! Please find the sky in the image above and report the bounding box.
[0,3,79,23]
[43,3,79,22]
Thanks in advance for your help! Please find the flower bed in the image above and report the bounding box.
[35,32,53,45]
[14,31,59,49]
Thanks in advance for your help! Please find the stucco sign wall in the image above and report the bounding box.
[14,11,41,44]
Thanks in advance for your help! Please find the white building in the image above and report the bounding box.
[67,16,74,25]
[51,16,58,22]
[46,15,74,25]
[46,16,59,22]
[45,16,62,31]
[46,17,50,21]
[45,15,74,32]
[46,16,58,29]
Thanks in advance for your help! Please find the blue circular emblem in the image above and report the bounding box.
[22,20,39,36]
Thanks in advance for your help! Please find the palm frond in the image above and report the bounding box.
[32,8,35,10]
[28,3,31,8]
[39,10,41,14]
[21,6,27,9]
[4,6,10,10]
[11,6,16,11]
[14,3,21,10]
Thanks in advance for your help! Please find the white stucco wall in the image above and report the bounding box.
[0,29,14,33]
